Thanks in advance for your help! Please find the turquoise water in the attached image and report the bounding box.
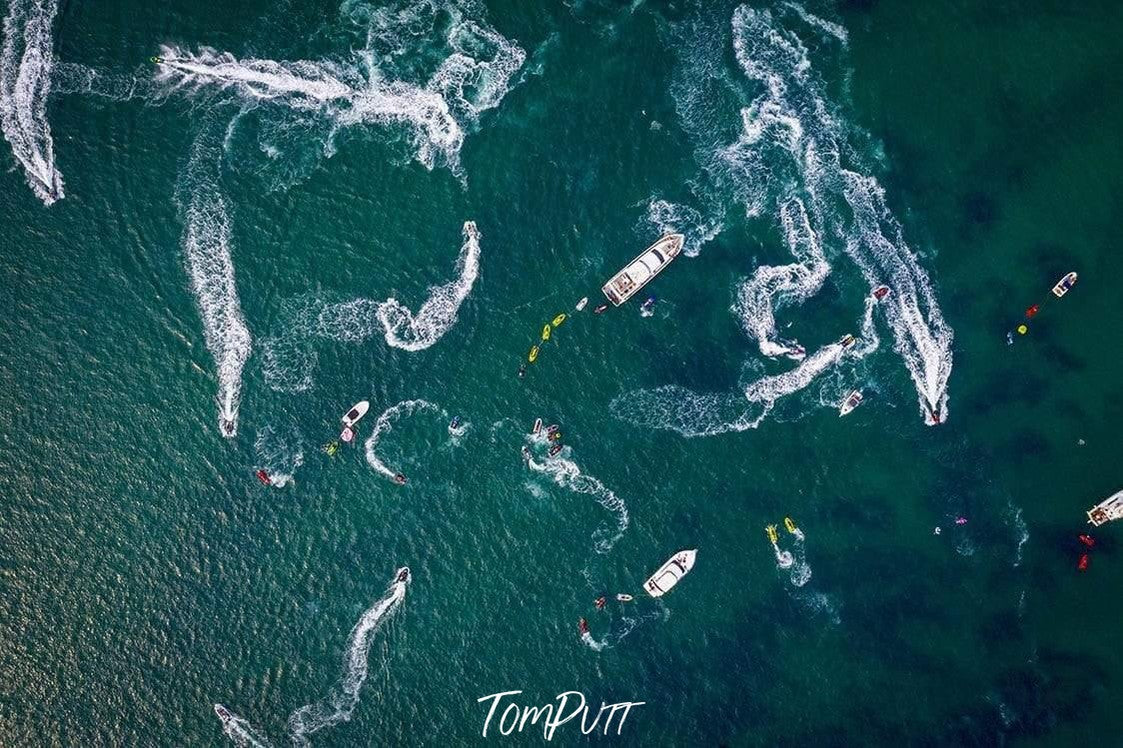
[3,0,1122,744]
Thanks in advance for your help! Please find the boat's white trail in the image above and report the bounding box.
[176,125,253,437]
[216,707,276,748]
[743,339,846,408]
[363,399,444,480]
[780,528,811,587]
[376,221,481,351]
[732,197,828,360]
[288,569,409,748]
[727,3,953,424]
[609,386,763,438]
[526,447,629,553]
[643,198,722,258]
[1,0,63,205]
[152,3,524,175]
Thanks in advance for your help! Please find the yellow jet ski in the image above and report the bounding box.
[541,324,551,341]
[552,313,567,327]
[149,56,164,64]
[784,517,797,534]
[765,525,779,544]
[528,345,539,363]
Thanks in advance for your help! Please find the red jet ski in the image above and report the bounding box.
[1079,534,1096,548]
[1077,554,1090,572]
[1025,304,1039,319]
[594,596,606,610]
[873,286,890,300]
[578,618,589,635]
[256,470,271,485]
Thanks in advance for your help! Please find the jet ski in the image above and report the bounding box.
[449,416,461,433]
[214,704,233,722]
[552,313,567,327]
[541,324,551,342]
[578,618,589,635]
[873,286,890,300]
[839,389,863,416]
[256,470,271,485]
[549,444,562,457]
[533,418,543,434]
[576,297,589,311]
[517,365,526,378]
[640,296,657,316]
[594,304,609,314]
[150,56,164,64]
[546,424,559,435]
[594,596,606,610]
[1079,534,1096,548]
[528,346,539,363]
[765,525,779,544]
[221,419,235,436]
[784,517,798,534]
[1078,553,1089,571]
[521,446,532,462]
[324,441,339,457]
[393,473,407,485]
[615,594,634,602]
[839,334,857,350]
[782,341,806,361]
[1052,271,1077,298]
[548,431,562,442]
[1025,304,1039,319]
[396,566,411,583]
[341,427,356,443]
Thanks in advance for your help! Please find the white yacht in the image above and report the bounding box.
[1087,490,1123,526]
[643,549,697,597]
[602,234,684,306]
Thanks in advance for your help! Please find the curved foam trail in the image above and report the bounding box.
[725,4,953,424]
[363,399,443,479]
[1,0,63,204]
[288,570,409,748]
[376,221,480,351]
[733,198,828,359]
[177,125,253,437]
[744,341,845,407]
[526,449,628,553]
[153,15,524,173]
[216,708,275,748]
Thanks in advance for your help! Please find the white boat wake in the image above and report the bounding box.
[628,1,953,433]
[177,124,253,437]
[1,0,63,205]
[288,568,410,747]
[526,442,629,554]
[363,399,444,480]
[376,221,481,351]
[151,2,524,176]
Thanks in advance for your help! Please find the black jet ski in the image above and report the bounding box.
[393,473,407,485]
[396,567,411,583]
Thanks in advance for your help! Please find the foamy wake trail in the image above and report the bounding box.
[733,197,829,359]
[726,3,953,423]
[177,124,253,437]
[376,221,480,351]
[644,199,722,258]
[743,340,846,408]
[218,709,275,748]
[253,424,305,488]
[779,529,811,587]
[288,570,409,748]
[153,5,524,174]
[364,399,444,479]
[1,0,63,204]
[527,449,628,553]
[610,386,762,437]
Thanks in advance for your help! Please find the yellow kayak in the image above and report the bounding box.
[765,524,778,544]
[528,345,539,363]
[541,324,551,341]
[784,517,797,534]
[552,313,567,327]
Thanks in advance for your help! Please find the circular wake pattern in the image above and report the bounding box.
[363,399,445,480]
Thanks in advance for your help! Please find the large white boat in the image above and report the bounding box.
[602,234,684,306]
[643,549,697,597]
[1087,490,1123,526]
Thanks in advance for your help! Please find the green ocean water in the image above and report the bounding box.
[2,0,1123,745]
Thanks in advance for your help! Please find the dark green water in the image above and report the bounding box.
[2,0,1122,745]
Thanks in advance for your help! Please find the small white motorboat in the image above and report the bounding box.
[643,549,697,598]
[1052,271,1077,298]
[839,389,864,416]
[576,297,589,311]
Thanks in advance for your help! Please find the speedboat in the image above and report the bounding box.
[396,566,411,583]
[602,234,684,306]
[214,704,233,722]
[1052,271,1077,298]
[839,389,863,416]
[643,549,697,597]
[1087,489,1123,526]
[341,401,370,441]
